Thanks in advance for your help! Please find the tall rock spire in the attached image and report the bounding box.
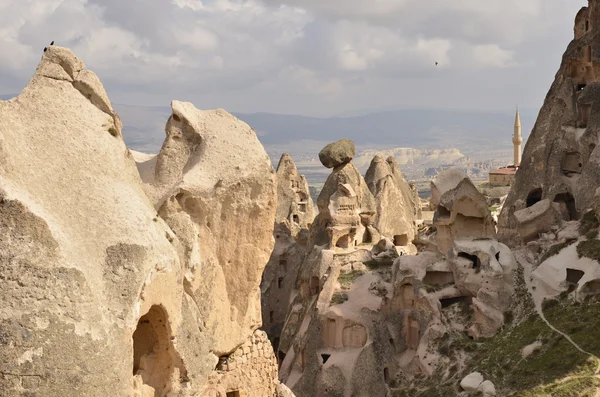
[512,106,523,167]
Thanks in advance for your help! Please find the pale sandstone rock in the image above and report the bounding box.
[513,199,564,243]
[478,380,497,396]
[319,139,356,168]
[498,3,600,243]
[311,143,377,249]
[274,153,315,233]
[260,154,314,352]
[460,372,484,391]
[0,46,282,397]
[365,154,417,248]
[431,168,496,255]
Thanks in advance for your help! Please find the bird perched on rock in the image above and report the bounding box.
[50,41,54,46]
[43,47,47,52]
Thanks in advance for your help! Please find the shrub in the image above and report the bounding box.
[577,239,600,262]
[108,127,119,137]
[330,292,349,305]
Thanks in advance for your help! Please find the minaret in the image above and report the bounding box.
[512,107,522,167]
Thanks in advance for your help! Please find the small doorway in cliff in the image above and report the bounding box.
[336,234,351,249]
[226,391,241,397]
[457,252,481,272]
[440,295,472,309]
[293,214,300,224]
[580,103,592,127]
[362,228,372,244]
[310,276,320,295]
[566,269,585,284]
[133,305,186,396]
[585,46,592,62]
[394,234,409,247]
[384,367,391,384]
[553,192,578,221]
[526,189,543,208]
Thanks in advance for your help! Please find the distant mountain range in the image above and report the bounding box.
[0,93,538,155]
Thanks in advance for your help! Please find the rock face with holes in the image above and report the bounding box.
[431,168,497,255]
[273,153,315,235]
[311,141,378,250]
[365,154,418,252]
[261,154,314,352]
[0,46,283,397]
[498,2,600,244]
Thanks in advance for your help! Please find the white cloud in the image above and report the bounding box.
[0,0,587,115]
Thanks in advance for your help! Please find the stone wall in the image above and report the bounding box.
[203,330,280,397]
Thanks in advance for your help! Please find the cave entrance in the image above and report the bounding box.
[133,305,186,396]
[394,234,409,247]
[310,276,320,295]
[440,296,472,309]
[362,228,372,244]
[553,192,578,221]
[423,271,455,287]
[566,269,585,284]
[226,391,241,397]
[336,234,351,249]
[384,368,391,384]
[526,188,543,208]
[457,252,481,271]
[321,354,331,364]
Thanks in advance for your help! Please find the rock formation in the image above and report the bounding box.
[431,168,497,255]
[0,46,285,397]
[365,154,418,252]
[498,1,600,244]
[261,154,314,353]
[311,141,378,249]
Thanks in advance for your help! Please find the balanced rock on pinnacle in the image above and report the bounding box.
[319,139,356,168]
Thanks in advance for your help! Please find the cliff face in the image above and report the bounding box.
[0,46,281,397]
[498,2,600,243]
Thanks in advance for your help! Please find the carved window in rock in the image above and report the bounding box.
[566,269,585,284]
[394,234,409,247]
[526,188,543,208]
[293,214,300,224]
[585,46,592,63]
[298,203,307,213]
[561,152,583,177]
[278,277,284,289]
[269,311,275,323]
[553,192,578,221]
[310,276,320,295]
[226,392,241,397]
[336,234,351,249]
[279,259,287,273]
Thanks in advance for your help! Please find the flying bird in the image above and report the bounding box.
[50,41,54,46]
[435,62,439,66]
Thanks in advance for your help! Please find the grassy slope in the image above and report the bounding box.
[391,263,600,396]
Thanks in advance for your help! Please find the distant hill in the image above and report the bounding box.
[110,104,537,154]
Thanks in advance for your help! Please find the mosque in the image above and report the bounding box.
[488,108,522,186]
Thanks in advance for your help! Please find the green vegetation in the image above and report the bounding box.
[363,258,395,270]
[108,127,118,137]
[391,265,600,397]
[337,270,365,290]
[489,206,499,213]
[543,294,600,356]
[330,291,349,305]
[423,284,444,293]
[577,239,600,262]
[538,239,576,265]
[579,210,599,236]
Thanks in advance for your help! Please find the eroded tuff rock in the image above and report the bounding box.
[498,2,600,244]
[0,46,281,397]
[311,141,377,249]
[431,168,497,255]
[274,153,315,235]
[261,154,314,352]
[365,154,418,251]
[318,139,356,168]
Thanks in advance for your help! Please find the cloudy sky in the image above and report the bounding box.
[0,0,584,116]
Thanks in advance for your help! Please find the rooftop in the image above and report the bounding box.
[489,167,518,175]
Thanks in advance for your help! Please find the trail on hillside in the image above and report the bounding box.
[515,250,600,363]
